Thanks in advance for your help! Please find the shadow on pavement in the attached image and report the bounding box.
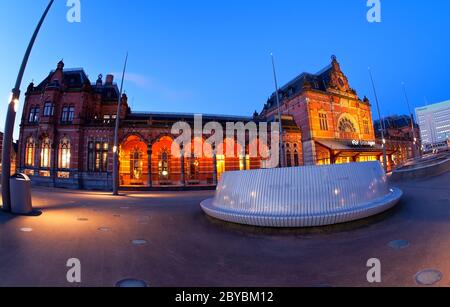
[200,199,406,237]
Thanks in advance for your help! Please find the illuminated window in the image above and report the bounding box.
[316,149,331,165]
[39,170,51,177]
[130,147,143,180]
[58,138,71,169]
[57,171,70,179]
[319,113,328,131]
[40,138,51,168]
[88,141,109,172]
[335,157,352,164]
[216,155,225,179]
[25,137,36,167]
[24,169,35,176]
[188,155,200,180]
[158,150,170,180]
[239,155,251,171]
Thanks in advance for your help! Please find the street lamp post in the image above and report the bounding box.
[2,0,54,212]
[368,67,388,174]
[402,82,419,157]
[270,53,286,168]
[113,53,129,196]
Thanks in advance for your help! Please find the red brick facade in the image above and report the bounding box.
[261,56,382,166]
[18,57,393,190]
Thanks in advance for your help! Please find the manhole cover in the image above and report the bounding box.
[388,240,410,250]
[20,228,33,232]
[131,239,148,246]
[98,227,111,232]
[77,218,89,222]
[115,279,148,287]
[415,269,443,285]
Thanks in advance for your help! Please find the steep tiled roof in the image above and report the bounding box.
[35,68,90,90]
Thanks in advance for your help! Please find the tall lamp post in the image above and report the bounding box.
[112,53,129,196]
[368,67,388,174]
[402,82,419,157]
[2,0,55,212]
[270,53,286,168]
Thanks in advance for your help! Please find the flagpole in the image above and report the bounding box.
[271,53,286,168]
[402,82,419,157]
[2,0,55,212]
[113,53,128,196]
[368,67,388,174]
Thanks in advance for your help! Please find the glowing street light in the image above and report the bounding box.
[1,0,54,212]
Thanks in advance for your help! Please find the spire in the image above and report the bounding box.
[57,59,64,70]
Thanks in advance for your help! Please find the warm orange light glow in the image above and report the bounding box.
[13,98,19,112]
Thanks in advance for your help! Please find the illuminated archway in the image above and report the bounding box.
[119,135,148,186]
[152,136,176,185]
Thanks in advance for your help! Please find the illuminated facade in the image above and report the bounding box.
[19,57,391,190]
[260,56,384,166]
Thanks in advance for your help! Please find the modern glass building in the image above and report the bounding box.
[416,100,450,146]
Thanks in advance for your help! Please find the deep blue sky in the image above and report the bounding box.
[1,0,449,139]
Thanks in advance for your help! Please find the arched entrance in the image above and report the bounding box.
[119,135,149,186]
[152,136,178,186]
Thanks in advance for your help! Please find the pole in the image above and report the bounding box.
[2,0,54,212]
[112,53,128,195]
[368,67,388,174]
[270,53,286,168]
[402,82,419,157]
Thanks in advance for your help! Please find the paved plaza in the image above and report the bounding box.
[0,172,449,287]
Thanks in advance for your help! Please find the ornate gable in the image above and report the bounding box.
[324,56,357,97]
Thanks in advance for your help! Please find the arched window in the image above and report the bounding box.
[188,155,200,180]
[158,149,170,180]
[58,138,71,169]
[25,137,36,167]
[40,138,51,168]
[338,117,357,133]
[294,150,300,166]
[286,150,292,167]
[130,146,143,180]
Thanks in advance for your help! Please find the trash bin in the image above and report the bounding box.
[10,173,33,215]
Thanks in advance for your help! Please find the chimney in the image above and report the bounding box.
[96,74,103,87]
[105,74,114,85]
